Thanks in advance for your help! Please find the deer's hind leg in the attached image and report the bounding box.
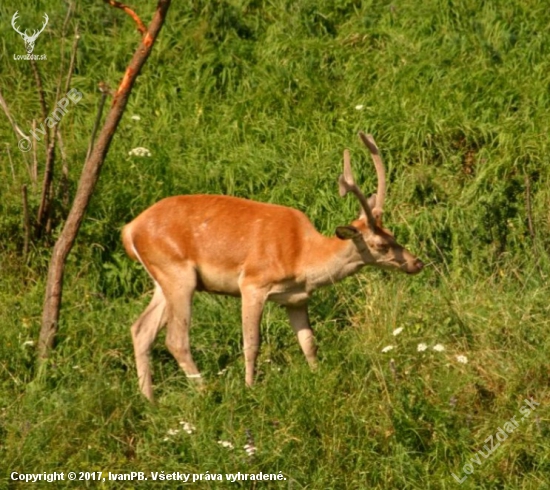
[131,283,167,401]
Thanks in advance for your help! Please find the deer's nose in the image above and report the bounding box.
[414,258,424,271]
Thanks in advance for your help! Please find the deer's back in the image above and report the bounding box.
[122,195,319,294]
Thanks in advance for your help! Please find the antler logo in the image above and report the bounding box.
[11,11,49,54]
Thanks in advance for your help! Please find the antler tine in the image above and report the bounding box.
[358,131,385,223]
[338,149,352,197]
[30,13,49,40]
[11,11,25,37]
[338,149,377,228]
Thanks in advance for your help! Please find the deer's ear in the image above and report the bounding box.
[335,225,361,240]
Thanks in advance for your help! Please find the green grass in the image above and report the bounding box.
[1,0,549,488]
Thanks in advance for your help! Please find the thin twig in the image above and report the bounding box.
[54,2,75,106]
[62,1,74,33]
[0,90,29,141]
[30,59,49,148]
[32,120,38,184]
[6,145,16,181]
[45,181,55,236]
[86,83,109,163]
[22,185,31,258]
[3,145,13,181]
[63,27,80,95]
[36,139,57,238]
[104,0,147,35]
[524,173,535,241]
[57,129,70,207]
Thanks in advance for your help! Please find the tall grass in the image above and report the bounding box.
[1,0,549,488]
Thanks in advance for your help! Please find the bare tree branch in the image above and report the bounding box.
[39,0,172,358]
[86,83,110,163]
[0,90,29,142]
[54,1,76,106]
[30,59,49,148]
[525,173,535,241]
[6,145,16,181]
[104,0,147,35]
[22,185,31,259]
[31,120,38,184]
[57,129,70,208]
[36,136,57,238]
[64,28,80,95]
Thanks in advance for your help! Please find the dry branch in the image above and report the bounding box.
[54,2,76,106]
[64,29,80,95]
[31,120,38,184]
[525,173,535,241]
[30,59,49,145]
[22,185,31,258]
[86,83,110,163]
[57,129,70,207]
[0,90,29,142]
[6,145,16,181]
[36,138,57,238]
[104,0,147,35]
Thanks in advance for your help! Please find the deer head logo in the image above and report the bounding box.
[11,11,49,54]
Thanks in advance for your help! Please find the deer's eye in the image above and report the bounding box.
[375,243,390,253]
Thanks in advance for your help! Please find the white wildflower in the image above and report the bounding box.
[417,343,428,352]
[128,146,151,157]
[455,355,468,364]
[166,428,180,437]
[180,421,196,434]
[244,443,257,456]
[432,344,445,352]
[22,340,35,347]
[355,104,364,110]
[392,327,404,336]
[381,345,394,353]
[131,115,141,121]
[218,440,234,449]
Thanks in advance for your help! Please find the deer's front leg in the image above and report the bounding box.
[240,287,266,386]
[162,265,202,384]
[286,304,317,368]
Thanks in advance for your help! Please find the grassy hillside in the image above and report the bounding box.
[1,0,549,488]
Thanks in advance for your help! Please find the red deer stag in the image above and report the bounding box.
[122,132,423,400]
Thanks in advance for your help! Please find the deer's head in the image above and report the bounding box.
[336,132,424,275]
[12,11,49,54]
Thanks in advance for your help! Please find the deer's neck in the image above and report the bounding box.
[302,234,364,291]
